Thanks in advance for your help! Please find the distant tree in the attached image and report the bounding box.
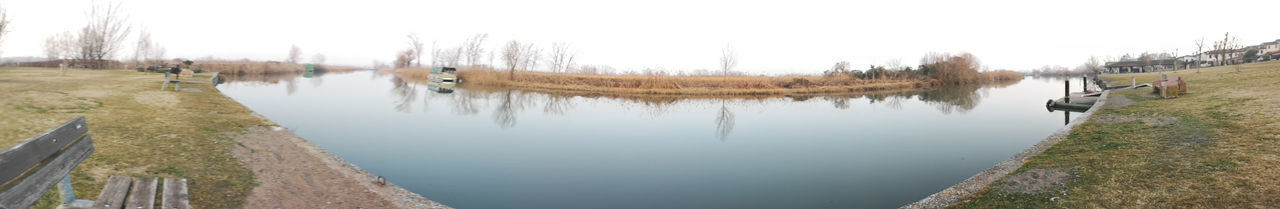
[548,42,577,73]
[1084,56,1104,74]
[462,33,489,67]
[132,28,166,67]
[0,5,9,57]
[442,47,462,67]
[394,48,415,68]
[719,44,737,76]
[1244,49,1259,63]
[407,33,424,67]
[824,61,850,76]
[77,1,132,69]
[1192,37,1203,69]
[502,40,524,79]
[521,43,540,71]
[287,45,302,63]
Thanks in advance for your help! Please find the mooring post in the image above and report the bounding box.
[1082,76,1088,91]
[1064,79,1070,103]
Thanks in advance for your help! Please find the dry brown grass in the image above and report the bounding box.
[193,61,305,75]
[392,67,1024,96]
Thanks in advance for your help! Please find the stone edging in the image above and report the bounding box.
[900,90,1111,209]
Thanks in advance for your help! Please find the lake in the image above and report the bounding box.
[216,71,1080,209]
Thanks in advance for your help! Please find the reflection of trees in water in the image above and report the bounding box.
[390,77,417,113]
[491,90,531,129]
[542,95,574,115]
[715,101,735,141]
[285,78,298,96]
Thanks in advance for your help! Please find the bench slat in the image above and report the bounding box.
[0,135,94,208]
[161,178,190,209]
[0,116,88,186]
[93,176,133,209]
[126,177,158,209]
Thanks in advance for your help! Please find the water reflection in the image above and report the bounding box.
[391,79,1016,140]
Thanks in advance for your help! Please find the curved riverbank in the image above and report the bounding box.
[902,90,1112,208]
[212,84,451,208]
[229,125,450,208]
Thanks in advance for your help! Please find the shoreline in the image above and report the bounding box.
[214,85,451,208]
[901,90,1112,208]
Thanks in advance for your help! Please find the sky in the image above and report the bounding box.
[2,0,1279,74]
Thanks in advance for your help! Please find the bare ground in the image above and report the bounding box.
[1000,168,1076,194]
[231,126,451,209]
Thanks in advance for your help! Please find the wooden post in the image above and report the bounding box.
[1064,80,1070,103]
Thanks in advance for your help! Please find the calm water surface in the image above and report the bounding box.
[217,71,1080,209]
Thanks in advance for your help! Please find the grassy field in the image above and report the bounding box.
[0,68,272,208]
[954,61,1280,207]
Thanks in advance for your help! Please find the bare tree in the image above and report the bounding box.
[522,43,540,71]
[0,5,9,57]
[394,48,414,68]
[287,45,302,63]
[462,33,489,67]
[439,47,462,67]
[77,1,132,69]
[407,33,424,67]
[1194,37,1205,70]
[548,42,577,73]
[311,53,325,65]
[133,28,167,67]
[1084,56,1103,74]
[719,44,738,76]
[502,40,523,79]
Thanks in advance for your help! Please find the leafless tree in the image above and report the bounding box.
[463,33,489,67]
[522,43,541,71]
[407,33,424,67]
[719,44,737,76]
[132,28,166,67]
[0,5,9,57]
[45,32,76,61]
[77,1,132,69]
[502,40,523,79]
[441,47,463,67]
[394,48,415,68]
[1084,56,1103,74]
[287,45,302,63]
[1194,37,1205,70]
[311,53,325,65]
[548,42,577,73]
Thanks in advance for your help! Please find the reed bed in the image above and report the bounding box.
[392,67,1021,96]
[194,61,305,75]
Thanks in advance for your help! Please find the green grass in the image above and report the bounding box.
[953,61,1280,208]
[0,68,272,208]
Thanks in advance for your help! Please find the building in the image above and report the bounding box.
[1258,39,1280,61]
[1104,59,1177,73]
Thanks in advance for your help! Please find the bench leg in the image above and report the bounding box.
[56,176,93,209]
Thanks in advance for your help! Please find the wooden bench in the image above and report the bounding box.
[0,116,190,209]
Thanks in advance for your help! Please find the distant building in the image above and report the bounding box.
[1104,59,1177,73]
[1258,39,1280,61]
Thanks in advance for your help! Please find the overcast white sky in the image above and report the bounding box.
[3,0,1279,74]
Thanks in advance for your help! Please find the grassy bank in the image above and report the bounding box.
[392,67,1022,96]
[953,61,1280,207]
[0,68,272,208]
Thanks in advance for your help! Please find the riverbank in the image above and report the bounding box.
[948,61,1280,208]
[391,67,1022,96]
[0,68,445,208]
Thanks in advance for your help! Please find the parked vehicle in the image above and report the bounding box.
[431,67,458,84]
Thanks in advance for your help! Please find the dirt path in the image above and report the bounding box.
[232,126,450,209]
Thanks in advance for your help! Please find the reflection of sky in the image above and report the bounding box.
[217,71,1079,209]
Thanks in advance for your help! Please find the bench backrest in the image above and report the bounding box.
[0,117,95,208]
